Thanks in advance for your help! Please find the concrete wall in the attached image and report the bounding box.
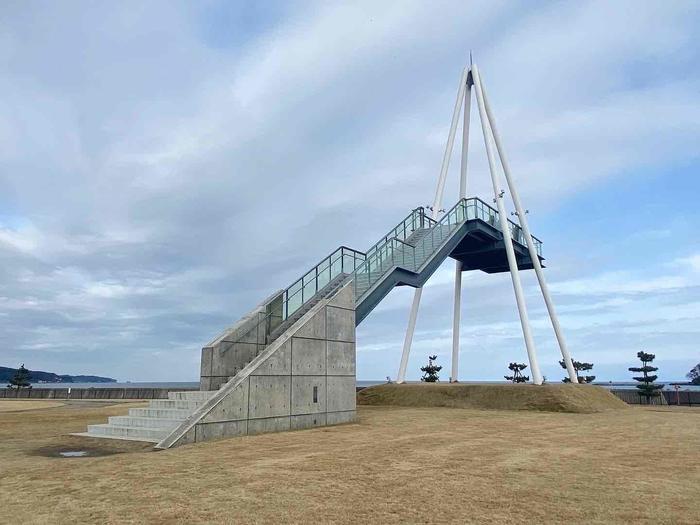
[0,387,198,399]
[200,291,283,391]
[158,281,357,448]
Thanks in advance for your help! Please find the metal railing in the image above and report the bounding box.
[353,197,544,301]
[282,246,366,320]
[363,206,434,262]
[278,206,435,322]
[464,198,543,255]
[224,197,544,349]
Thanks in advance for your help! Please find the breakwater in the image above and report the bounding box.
[0,386,198,400]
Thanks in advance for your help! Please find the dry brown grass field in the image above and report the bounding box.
[0,399,698,524]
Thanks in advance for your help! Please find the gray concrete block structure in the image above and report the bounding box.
[154,281,357,448]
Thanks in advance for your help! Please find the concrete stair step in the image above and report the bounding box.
[108,416,183,429]
[167,390,217,401]
[129,407,194,419]
[148,399,205,410]
[86,424,168,442]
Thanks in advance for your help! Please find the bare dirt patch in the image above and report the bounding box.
[0,400,698,524]
[32,442,153,458]
[358,383,629,412]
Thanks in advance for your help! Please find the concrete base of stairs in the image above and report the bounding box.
[71,431,162,443]
[74,390,218,444]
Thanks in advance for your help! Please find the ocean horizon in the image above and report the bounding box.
[23,380,700,391]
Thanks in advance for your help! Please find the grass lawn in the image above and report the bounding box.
[0,400,698,524]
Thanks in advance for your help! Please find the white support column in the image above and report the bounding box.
[396,66,470,384]
[451,264,462,382]
[471,65,543,385]
[478,77,578,383]
[451,72,472,382]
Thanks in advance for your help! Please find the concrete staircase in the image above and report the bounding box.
[75,390,217,443]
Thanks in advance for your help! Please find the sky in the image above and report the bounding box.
[1,0,699,383]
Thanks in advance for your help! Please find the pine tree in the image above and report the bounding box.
[686,363,700,386]
[420,355,442,382]
[8,364,31,389]
[628,351,663,404]
[559,358,596,383]
[504,362,529,383]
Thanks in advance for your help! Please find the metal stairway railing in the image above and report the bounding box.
[215,206,436,356]
[352,197,543,305]
[217,196,542,364]
[277,205,434,324]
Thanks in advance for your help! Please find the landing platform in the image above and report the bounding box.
[357,383,628,413]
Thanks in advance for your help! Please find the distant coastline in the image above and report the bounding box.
[1,366,115,384]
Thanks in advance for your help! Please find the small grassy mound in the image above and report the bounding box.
[357,383,628,413]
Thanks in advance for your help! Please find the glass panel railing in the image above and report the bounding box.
[352,198,545,302]
[466,197,543,256]
[280,198,542,328]
[220,197,544,360]
[409,199,468,273]
[364,206,433,262]
[353,238,417,299]
[282,246,366,320]
[353,201,470,300]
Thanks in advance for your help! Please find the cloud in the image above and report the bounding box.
[0,1,698,381]
[675,253,700,273]
[550,272,695,296]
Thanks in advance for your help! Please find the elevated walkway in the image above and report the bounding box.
[80,196,544,446]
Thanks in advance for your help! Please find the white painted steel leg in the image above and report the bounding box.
[478,77,578,383]
[397,287,423,383]
[397,66,470,384]
[459,74,472,199]
[471,65,543,385]
[450,74,472,383]
[451,261,463,382]
[429,66,470,215]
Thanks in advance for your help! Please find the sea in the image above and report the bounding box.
[27,380,700,391]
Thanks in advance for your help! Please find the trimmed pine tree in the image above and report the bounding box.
[628,351,663,404]
[505,362,529,383]
[8,364,31,389]
[687,363,700,386]
[559,358,596,383]
[420,355,442,382]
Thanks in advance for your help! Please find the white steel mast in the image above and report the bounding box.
[477,74,578,383]
[396,61,571,387]
[471,64,543,385]
[450,70,472,382]
[396,66,470,383]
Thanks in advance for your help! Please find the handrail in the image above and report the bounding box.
[363,206,429,261]
[463,197,542,255]
[387,236,417,249]
[352,197,544,302]
[279,206,433,322]
[282,245,365,320]
[222,197,544,351]
[279,197,541,327]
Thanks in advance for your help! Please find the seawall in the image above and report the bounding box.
[0,387,198,400]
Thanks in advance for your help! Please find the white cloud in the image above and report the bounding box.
[0,1,698,381]
[550,271,695,296]
[675,253,700,273]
